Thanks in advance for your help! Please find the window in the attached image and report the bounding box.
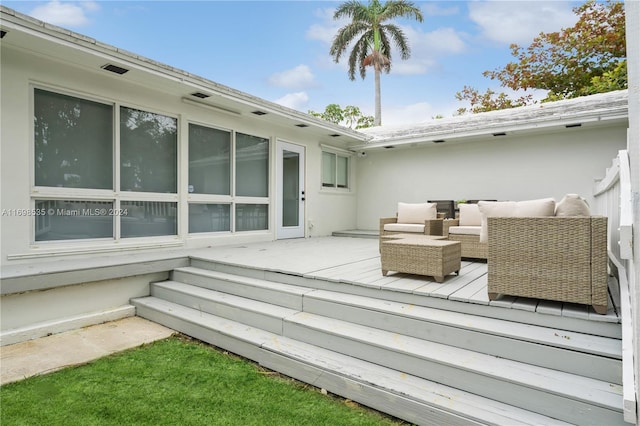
[34,89,113,189]
[120,107,177,193]
[322,151,349,189]
[33,88,178,242]
[236,132,269,197]
[189,203,230,233]
[188,124,230,195]
[187,124,269,234]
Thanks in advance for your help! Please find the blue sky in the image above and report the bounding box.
[5,1,583,125]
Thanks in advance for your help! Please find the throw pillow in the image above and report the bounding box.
[555,194,590,216]
[397,202,437,224]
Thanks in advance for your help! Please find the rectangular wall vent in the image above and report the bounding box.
[101,64,129,75]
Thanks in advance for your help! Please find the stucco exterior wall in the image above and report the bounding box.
[0,45,358,267]
[355,125,628,230]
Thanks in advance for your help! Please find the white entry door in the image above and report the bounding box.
[276,141,305,239]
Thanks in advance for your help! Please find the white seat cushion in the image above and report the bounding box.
[397,202,437,224]
[448,225,481,236]
[384,223,425,233]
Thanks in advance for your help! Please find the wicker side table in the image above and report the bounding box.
[381,236,462,282]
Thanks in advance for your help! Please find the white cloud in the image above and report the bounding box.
[268,65,316,90]
[421,3,460,17]
[389,26,467,75]
[305,7,346,44]
[468,1,577,45]
[29,1,99,27]
[274,92,309,111]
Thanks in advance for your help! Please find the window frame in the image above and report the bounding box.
[30,84,180,245]
[321,149,351,191]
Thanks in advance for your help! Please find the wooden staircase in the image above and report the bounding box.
[131,261,625,426]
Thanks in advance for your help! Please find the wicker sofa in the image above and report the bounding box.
[487,216,608,314]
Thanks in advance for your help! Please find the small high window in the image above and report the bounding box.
[322,151,349,189]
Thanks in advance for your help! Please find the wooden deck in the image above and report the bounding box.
[189,235,621,336]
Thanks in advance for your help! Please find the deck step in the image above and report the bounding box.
[138,267,625,425]
[283,311,623,425]
[168,267,622,383]
[131,296,573,426]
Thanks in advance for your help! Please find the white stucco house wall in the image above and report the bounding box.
[1,4,638,420]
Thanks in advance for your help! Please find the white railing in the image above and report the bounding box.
[593,149,636,424]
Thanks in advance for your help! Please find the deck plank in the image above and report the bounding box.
[449,274,489,304]
[187,237,620,327]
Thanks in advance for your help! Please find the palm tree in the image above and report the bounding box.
[330,0,423,126]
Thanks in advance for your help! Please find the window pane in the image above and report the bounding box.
[337,155,349,188]
[189,203,230,233]
[282,150,299,227]
[236,133,268,197]
[120,107,177,193]
[189,124,231,195]
[35,199,113,241]
[235,204,268,231]
[322,152,336,187]
[34,89,113,189]
[121,201,177,238]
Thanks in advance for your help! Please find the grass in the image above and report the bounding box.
[0,335,405,426]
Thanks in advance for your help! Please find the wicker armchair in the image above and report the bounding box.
[442,218,487,259]
[379,215,443,250]
[487,216,608,314]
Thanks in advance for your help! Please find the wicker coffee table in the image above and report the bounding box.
[381,235,461,282]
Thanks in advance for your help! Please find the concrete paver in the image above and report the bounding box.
[1,316,174,385]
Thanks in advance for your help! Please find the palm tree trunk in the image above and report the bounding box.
[374,67,381,126]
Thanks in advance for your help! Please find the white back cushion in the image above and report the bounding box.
[458,203,482,226]
[397,202,437,224]
[478,198,556,242]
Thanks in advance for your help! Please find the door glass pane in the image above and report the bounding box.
[235,204,267,231]
[189,124,231,195]
[34,199,113,241]
[236,133,268,197]
[120,107,177,193]
[189,203,230,233]
[282,150,299,227]
[34,89,113,189]
[121,201,177,237]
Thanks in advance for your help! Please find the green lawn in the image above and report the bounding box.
[0,335,405,425]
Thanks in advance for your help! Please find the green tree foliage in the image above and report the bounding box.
[457,0,626,114]
[309,104,375,129]
[330,0,423,126]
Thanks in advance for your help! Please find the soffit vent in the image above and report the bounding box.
[329,134,341,137]
[295,124,309,128]
[492,132,507,137]
[252,110,267,116]
[433,139,446,143]
[101,64,129,75]
[565,123,582,128]
[191,92,210,99]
